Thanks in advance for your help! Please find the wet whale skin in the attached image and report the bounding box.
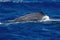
[14,13,44,22]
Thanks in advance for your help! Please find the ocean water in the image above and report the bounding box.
[0,2,60,40]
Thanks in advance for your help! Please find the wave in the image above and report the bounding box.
[0,18,60,26]
[0,0,41,3]
[0,0,59,3]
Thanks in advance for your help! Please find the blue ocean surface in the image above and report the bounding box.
[0,2,60,40]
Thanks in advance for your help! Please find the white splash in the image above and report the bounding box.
[39,15,50,22]
[0,22,3,24]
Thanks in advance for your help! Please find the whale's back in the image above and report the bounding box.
[14,12,45,22]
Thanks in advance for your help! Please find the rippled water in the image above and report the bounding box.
[0,2,60,40]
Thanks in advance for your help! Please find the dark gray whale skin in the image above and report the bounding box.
[14,12,45,22]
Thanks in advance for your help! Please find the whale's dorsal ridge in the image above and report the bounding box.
[13,12,49,22]
[39,11,45,15]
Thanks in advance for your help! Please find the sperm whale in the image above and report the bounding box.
[13,11,50,22]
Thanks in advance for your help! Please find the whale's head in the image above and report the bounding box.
[41,15,50,22]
